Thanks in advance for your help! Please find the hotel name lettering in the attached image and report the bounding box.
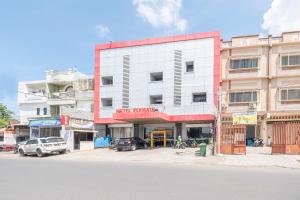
[116,108,158,113]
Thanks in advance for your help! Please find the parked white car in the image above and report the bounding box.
[18,137,67,157]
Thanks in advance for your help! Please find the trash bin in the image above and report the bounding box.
[199,143,207,157]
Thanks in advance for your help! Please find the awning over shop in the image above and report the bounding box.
[112,108,215,123]
[28,118,61,127]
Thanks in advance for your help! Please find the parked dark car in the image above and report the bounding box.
[116,137,147,151]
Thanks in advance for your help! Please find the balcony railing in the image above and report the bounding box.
[49,91,75,99]
[19,92,47,103]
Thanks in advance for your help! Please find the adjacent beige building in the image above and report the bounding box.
[221,31,300,145]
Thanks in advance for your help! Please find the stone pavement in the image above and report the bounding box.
[1,147,300,169]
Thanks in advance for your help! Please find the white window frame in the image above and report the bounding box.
[279,88,300,102]
[228,90,258,104]
[192,92,207,103]
[149,95,163,105]
[101,98,113,108]
[229,56,260,71]
[101,76,113,86]
[280,53,300,68]
[149,72,163,82]
[185,61,194,73]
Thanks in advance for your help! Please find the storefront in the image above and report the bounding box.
[61,116,96,151]
[28,118,61,138]
[102,108,215,148]
[221,112,265,146]
[0,128,16,148]
[14,125,30,143]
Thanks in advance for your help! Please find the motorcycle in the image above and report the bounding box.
[254,138,264,147]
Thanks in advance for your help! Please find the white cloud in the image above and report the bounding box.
[262,0,300,35]
[95,25,110,38]
[132,0,187,32]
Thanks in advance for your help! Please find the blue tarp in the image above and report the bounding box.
[94,137,112,148]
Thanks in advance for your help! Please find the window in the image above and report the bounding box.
[230,58,258,69]
[65,86,73,92]
[150,72,163,82]
[37,108,40,115]
[43,107,47,115]
[150,95,163,105]
[80,132,94,141]
[193,93,207,102]
[39,127,60,138]
[281,89,300,101]
[281,55,300,67]
[229,91,257,103]
[101,98,113,107]
[187,127,211,139]
[186,61,194,72]
[26,140,38,145]
[91,103,94,113]
[102,76,113,85]
[74,78,94,91]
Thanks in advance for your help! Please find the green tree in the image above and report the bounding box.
[0,103,14,128]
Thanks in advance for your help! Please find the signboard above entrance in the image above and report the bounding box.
[70,118,94,129]
[28,118,61,127]
[232,112,257,125]
[116,108,158,113]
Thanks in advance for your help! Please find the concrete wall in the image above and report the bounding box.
[19,103,50,124]
[221,47,268,80]
[99,38,215,118]
[221,79,268,113]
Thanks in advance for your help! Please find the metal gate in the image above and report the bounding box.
[272,122,300,154]
[220,125,246,154]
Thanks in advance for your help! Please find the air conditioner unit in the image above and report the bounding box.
[248,103,257,110]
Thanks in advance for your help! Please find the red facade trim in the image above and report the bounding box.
[94,31,220,124]
[113,111,170,122]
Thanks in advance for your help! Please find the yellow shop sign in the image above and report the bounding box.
[232,112,257,125]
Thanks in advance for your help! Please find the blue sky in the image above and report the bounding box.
[0,0,276,117]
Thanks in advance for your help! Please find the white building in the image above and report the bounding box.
[18,68,95,151]
[94,32,220,145]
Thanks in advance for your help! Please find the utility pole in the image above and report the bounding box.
[217,86,221,155]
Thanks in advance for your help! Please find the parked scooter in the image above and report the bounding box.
[174,136,185,149]
[254,138,264,147]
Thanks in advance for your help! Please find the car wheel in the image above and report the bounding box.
[19,149,25,157]
[131,145,136,151]
[117,148,122,151]
[60,149,66,154]
[36,149,44,157]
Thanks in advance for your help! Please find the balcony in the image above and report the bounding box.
[50,91,75,99]
[47,91,76,105]
[18,92,47,104]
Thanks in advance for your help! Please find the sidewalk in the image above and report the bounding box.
[216,154,300,169]
[50,148,300,169]
[2,148,300,169]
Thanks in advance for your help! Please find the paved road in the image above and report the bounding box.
[0,156,300,200]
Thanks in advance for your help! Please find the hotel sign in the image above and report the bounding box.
[116,108,158,113]
[233,112,257,125]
